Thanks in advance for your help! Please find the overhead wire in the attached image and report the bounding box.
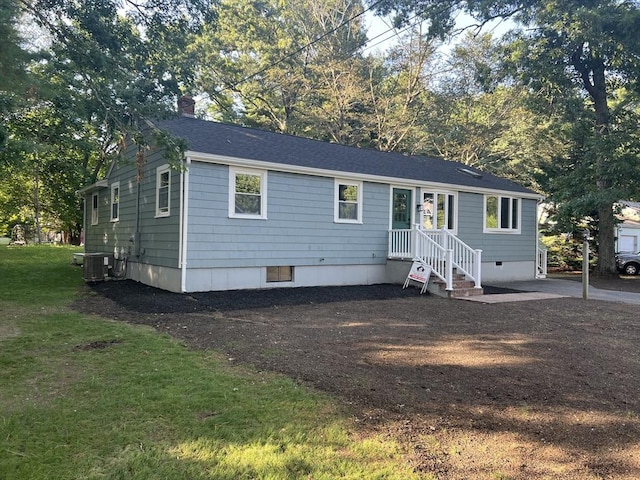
[226,8,454,93]
[216,2,466,103]
[230,0,388,88]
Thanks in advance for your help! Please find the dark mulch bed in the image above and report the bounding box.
[87,280,420,313]
[74,279,640,480]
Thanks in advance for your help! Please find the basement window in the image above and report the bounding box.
[267,266,294,283]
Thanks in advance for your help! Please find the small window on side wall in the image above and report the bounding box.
[267,266,293,282]
[484,195,520,233]
[110,182,120,222]
[229,167,267,219]
[156,165,171,217]
[335,179,362,223]
[91,193,99,225]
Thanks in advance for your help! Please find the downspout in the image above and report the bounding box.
[180,156,191,293]
[536,198,544,278]
[81,196,86,248]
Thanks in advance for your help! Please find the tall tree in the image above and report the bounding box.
[195,0,312,131]
[195,0,371,140]
[0,0,30,146]
[427,33,568,191]
[15,0,215,142]
[0,0,215,241]
[364,23,441,153]
[372,0,640,275]
[295,0,371,145]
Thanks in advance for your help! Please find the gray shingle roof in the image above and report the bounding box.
[155,116,536,195]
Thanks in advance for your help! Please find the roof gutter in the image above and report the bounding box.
[76,179,108,196]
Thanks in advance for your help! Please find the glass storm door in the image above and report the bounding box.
[422,191,455,230]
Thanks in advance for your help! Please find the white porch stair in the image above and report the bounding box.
[389,227,484,298]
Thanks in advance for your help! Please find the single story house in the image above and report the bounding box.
[616,201,640,253]
[79,110,545,296]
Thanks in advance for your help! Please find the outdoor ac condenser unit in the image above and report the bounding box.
[83,253,113,282]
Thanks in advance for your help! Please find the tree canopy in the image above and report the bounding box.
[372,0,640,274]
[0,0,216,241]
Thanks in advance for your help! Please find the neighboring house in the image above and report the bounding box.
[79,111,544,295]
[616,201,640,253]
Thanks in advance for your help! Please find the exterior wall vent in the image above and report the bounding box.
[83,253,114,282]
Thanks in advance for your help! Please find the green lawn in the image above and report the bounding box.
[0,245,421,479]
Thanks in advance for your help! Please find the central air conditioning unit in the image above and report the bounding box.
[83,253,114,282]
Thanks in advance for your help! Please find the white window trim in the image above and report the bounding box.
[110,182,120,222]
[419,189,458,233]
[334,179,363,224]
[155,164,171,218]
[483,195,521,234]
[91,193,99,226]
[228,167,268,220]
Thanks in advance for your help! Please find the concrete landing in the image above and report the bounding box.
[461,291,568,303]
[464,278,640,305]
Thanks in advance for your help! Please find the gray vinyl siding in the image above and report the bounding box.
[186,162,390,268]
[457,191,537,262]
[83,188,111,253]
[83,148,181,267]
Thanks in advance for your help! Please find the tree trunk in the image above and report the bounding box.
[592,69,617,277]
[596,201,617,276]
[572,50,616,276]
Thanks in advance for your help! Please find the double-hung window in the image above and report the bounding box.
[91,193,99,225]
[229,167,267,219]
[484,195,520,233]
[110,182,120,222]
[156,165,171,217]
[335,180,362,223]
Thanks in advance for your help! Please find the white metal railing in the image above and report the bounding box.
[388,227,482,291]
[537,246,548,278]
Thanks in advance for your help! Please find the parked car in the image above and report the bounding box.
[616,252,640,275]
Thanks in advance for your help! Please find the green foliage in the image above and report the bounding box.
[0,0,30,145]
[417,33,567,191]
[196,0,371,142]
[0,0,215,241]
[0,246,420,480]
[373,0,640,274]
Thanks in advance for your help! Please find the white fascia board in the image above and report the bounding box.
[186,150,545,201]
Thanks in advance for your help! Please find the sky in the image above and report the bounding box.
[363,9,513,54]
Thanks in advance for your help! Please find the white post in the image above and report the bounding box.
[582,229,590,300]
[474,249,482,288]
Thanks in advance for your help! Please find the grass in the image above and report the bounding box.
[0,245,420,479]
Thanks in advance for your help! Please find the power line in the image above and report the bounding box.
[231,0,387,88]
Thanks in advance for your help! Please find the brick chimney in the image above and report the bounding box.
[177,95,196,117]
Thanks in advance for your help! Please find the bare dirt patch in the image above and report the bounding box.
[74,280,640,480]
